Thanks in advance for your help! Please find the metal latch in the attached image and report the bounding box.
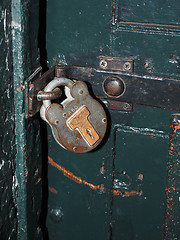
[25,56,180,119]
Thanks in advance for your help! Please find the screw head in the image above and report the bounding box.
[99,60,108,69]
[123,103,131,110]
[123,62,131,71]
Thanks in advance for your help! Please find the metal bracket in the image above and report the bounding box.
[25,57,180,118]
[25,66,54,118]
[99,56,134,72]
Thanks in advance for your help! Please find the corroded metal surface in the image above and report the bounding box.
[25,67,55,118]
[99,56,134,72]
[37,87,62,101]
[163,115,180,239]
[45,81,107,153]
[62,66,180,111]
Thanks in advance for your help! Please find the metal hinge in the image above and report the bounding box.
[24,57,180,118]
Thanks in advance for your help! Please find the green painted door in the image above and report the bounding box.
[45,1,180,240]
[0,1,42,239]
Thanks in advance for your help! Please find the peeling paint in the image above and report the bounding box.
[0,160,5,170]
[11,21,22,31]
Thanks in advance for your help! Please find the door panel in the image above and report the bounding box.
[46,0,180,239]
[112,125,169,239]
[47,132,111,240]
[0,1,43,239]
[112,0,180,25]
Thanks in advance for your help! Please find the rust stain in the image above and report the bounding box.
[83,180,99,191]
[113,189,142,197]
[16,83,25,92]
[48,156,142,197]
[100,161,105,174]
[49,186,58,194]
[48,156,82,184]
[173,124,180,133]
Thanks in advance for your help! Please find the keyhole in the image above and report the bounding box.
[86,129,94,139]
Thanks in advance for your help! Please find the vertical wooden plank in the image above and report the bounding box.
[0,1,17,239]
[11,0,42,239]
[164,114,180,239]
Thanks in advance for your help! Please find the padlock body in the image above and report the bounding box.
[45,81,107,153]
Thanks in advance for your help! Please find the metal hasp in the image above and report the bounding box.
[25,57,180,118]
[25,66,54,118]
[62,65,180,112]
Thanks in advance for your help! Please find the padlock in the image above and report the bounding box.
[40,77,107,153]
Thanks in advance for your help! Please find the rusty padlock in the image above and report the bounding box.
[40,77,107,153]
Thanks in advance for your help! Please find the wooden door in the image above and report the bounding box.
[44,0,180,239]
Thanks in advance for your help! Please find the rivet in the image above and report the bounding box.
[123,103,131,110]
[55,120,59,125]
[79,89,83,95]
[50,208,63,223]
[102,118,106,123]
[63,113,67,118]
[73,146,77,152]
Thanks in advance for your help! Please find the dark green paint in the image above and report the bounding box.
[112,0,180,25]
[0,0,42,239]
[46,0,111,67]
[46,0,180,239]
[0,1,17,239]
[112,125,169,239]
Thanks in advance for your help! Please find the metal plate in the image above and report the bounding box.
[25,67,55,118]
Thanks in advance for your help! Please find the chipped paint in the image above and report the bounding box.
[11,21,22,31]
[163,115,180,239]
[113,189,142,197]
[0,160,5,170]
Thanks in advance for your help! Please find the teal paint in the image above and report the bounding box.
[11,1,42,239]
[0,1,17,239]
[46,0,112,67]
[11,1,28,238]
[45,0,180,239]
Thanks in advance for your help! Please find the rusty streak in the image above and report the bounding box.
[48,156,141,197]
[163,115,180,239]
[48,156,82,184]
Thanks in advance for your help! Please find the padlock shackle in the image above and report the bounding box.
[43,77,74,109]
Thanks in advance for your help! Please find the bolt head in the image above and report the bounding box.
[103,76,125,97]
